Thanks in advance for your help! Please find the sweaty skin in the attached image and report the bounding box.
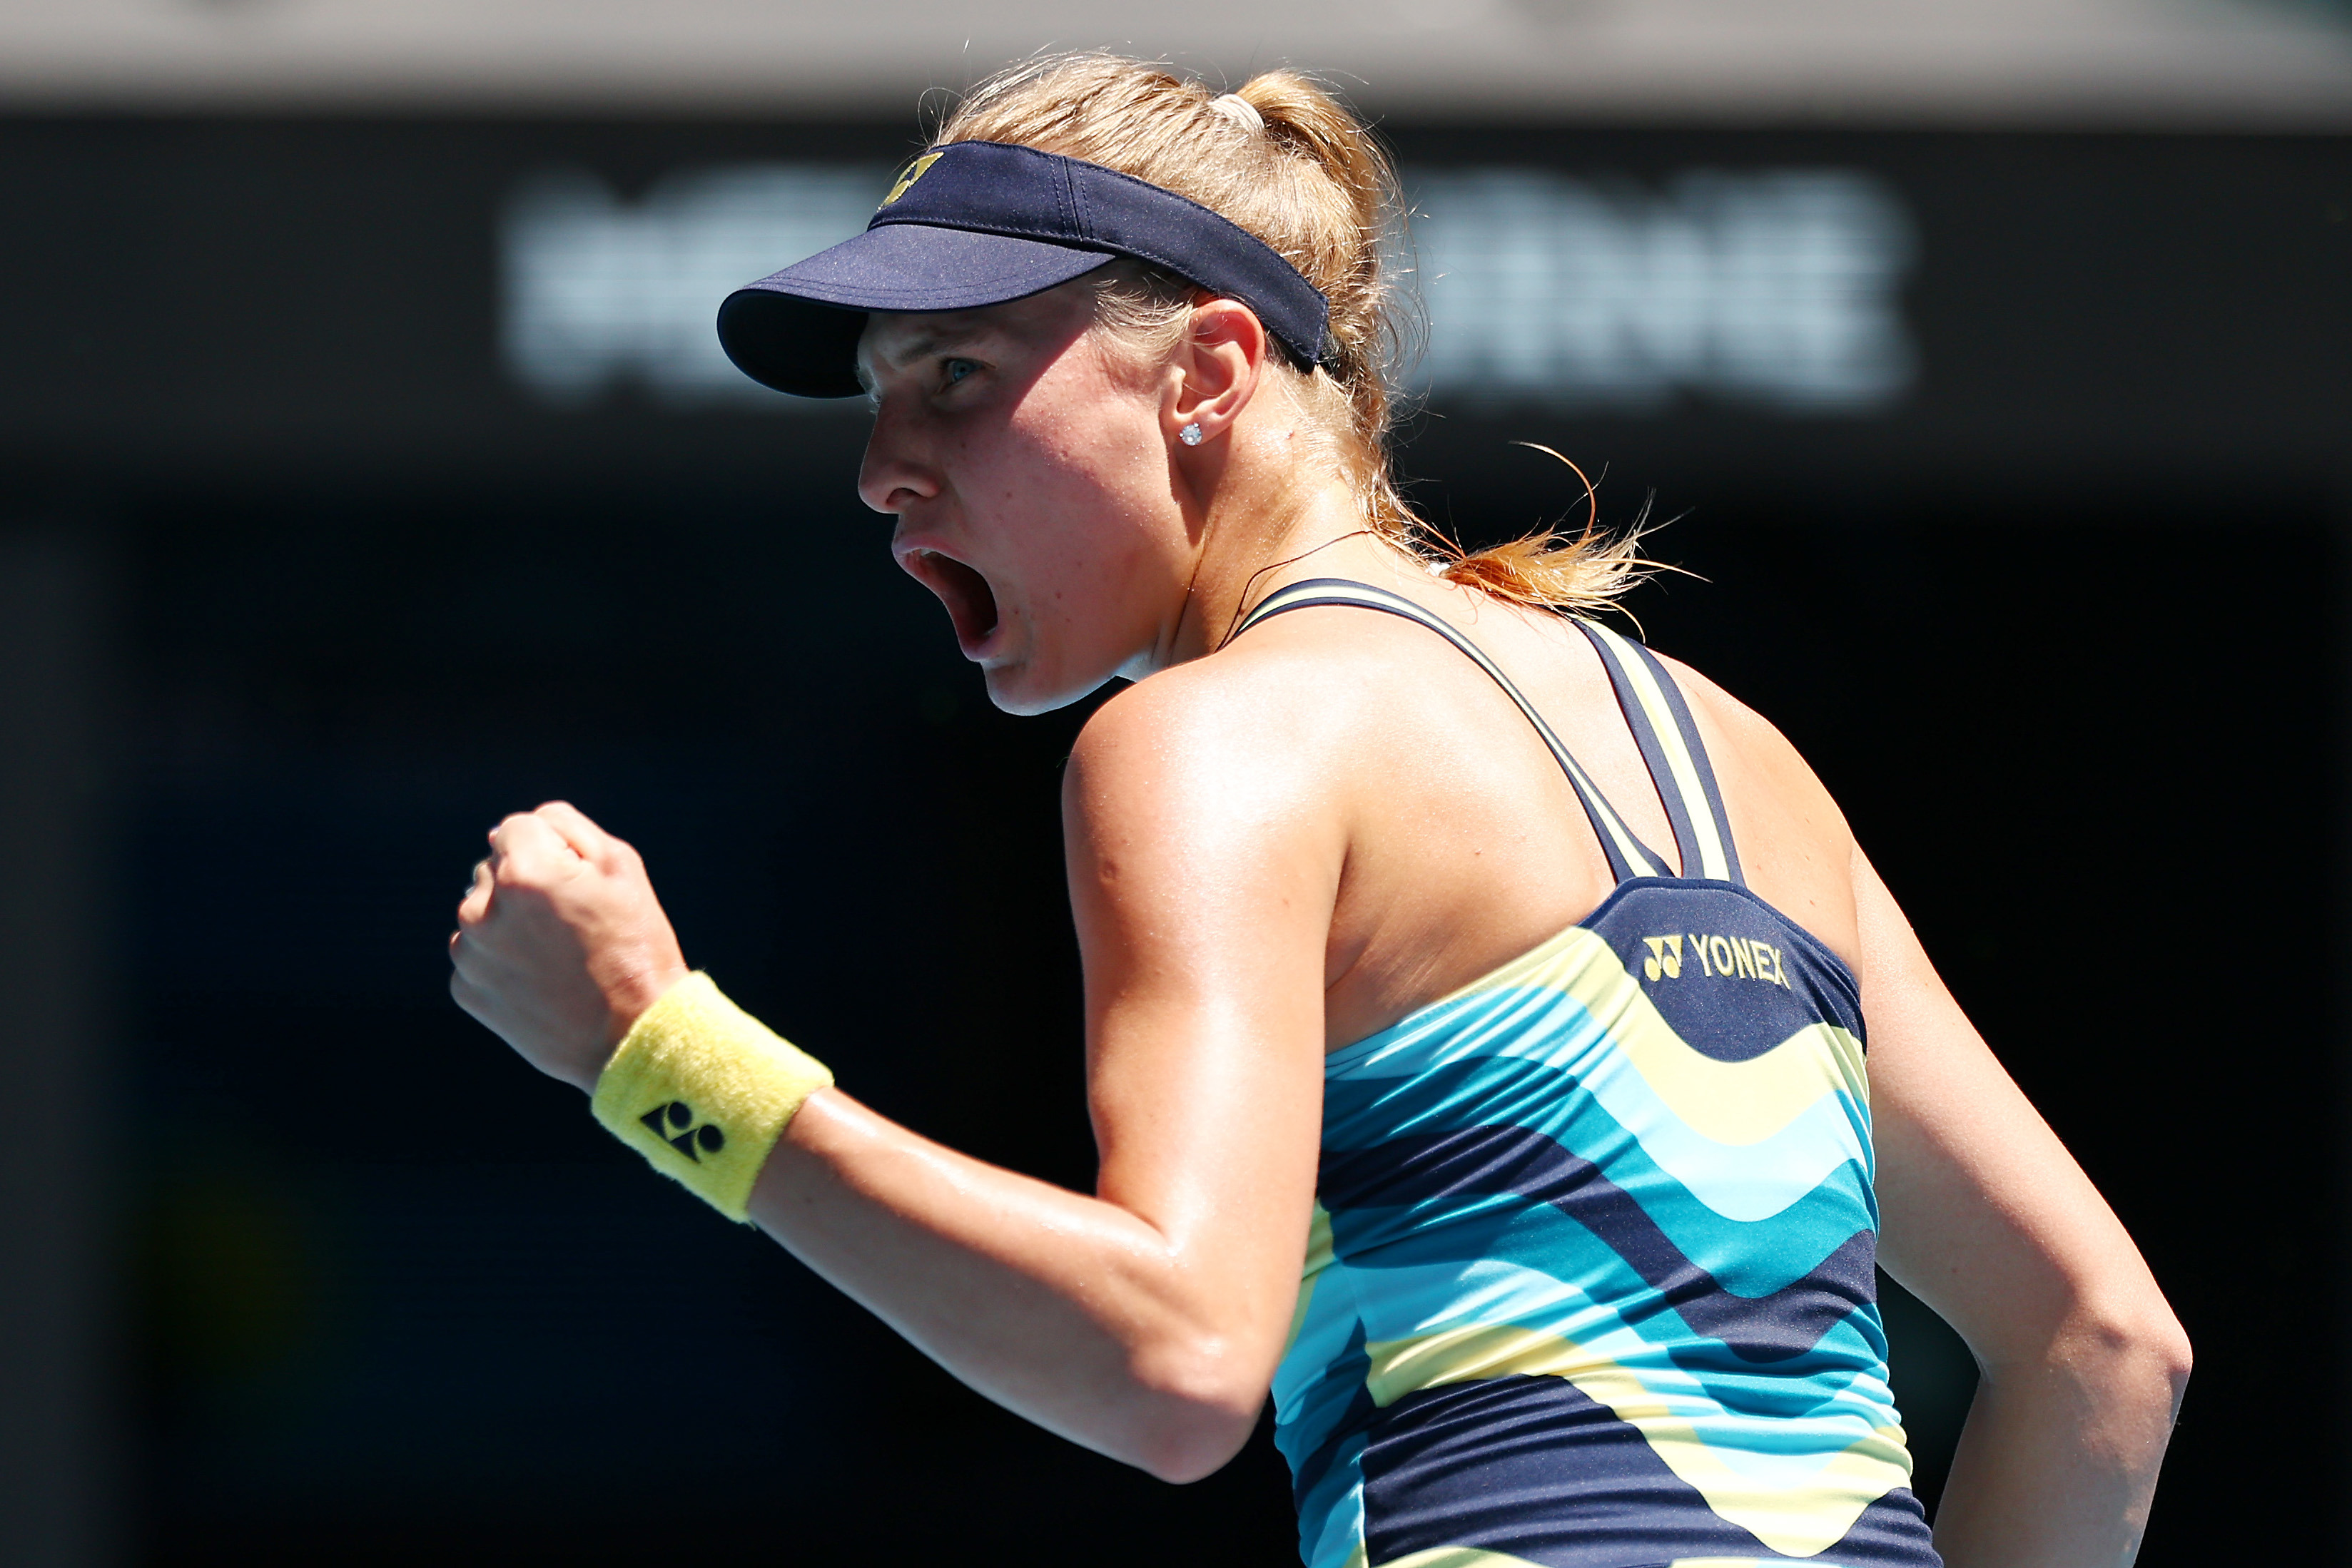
[450,276,2189,1562]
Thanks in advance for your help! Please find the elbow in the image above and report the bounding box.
[2102,1293,2192,1389]
[1123,1338,1269,1485]
[2054,1288,2194,1420]
[2144,1306,2194,1407]
[1135,1417,1255,1486]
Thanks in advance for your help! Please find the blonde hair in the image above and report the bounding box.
[933,53,1645,617]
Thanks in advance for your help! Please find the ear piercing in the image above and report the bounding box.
[1180,422,1204,446]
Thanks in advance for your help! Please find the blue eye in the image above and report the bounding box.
[943,357,979,387]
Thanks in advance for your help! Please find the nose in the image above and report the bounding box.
[856,397,941,516]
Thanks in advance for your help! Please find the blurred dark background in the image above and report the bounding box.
[0,61,2346,1568]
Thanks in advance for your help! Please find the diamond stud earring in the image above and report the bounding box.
[1179,422,1204,447]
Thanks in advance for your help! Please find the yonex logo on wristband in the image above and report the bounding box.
[641,1100,727,1161]
[592,971,832,1221]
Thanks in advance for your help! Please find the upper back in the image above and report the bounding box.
[1175,567,1864,1052]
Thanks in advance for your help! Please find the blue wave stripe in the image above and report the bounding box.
[1324,1125,1876,1364]
[1324,977,1875,1201]
[1281,1282,1368,1422]
[1297,1433,1367,1568]
[1328,984,1618,1097]
[1284,1315,1377,1495]
[1324,1055,1875,1258]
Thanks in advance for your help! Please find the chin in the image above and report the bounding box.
[982,662,1110,717]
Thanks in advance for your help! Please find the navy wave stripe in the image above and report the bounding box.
[1583,881,1865,1055]
[1359,1375,1937,1568]
[1324,1173,1881,1353]
[1321,1124,1878,1363]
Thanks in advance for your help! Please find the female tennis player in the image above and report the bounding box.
[450,54,2188,1568]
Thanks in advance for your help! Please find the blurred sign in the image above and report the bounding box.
[1410,169,1916,412]
[502,163,1917,414]
[502,165,885,406]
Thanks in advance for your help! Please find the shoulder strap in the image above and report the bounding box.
[1232,578,1666,884]
[1572,619,1744,886]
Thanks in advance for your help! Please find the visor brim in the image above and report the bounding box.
[717,224,1118,397]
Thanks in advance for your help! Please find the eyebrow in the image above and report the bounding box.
[857,319,990,397]
[886,322,987,365]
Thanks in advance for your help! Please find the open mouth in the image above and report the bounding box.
[904,548,1002,655]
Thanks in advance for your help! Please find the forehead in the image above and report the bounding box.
[856,280,1100,376]
[859,308,998,366]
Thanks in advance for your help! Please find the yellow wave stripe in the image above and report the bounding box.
[1439,923,1868,1143]
[1583,621,1734,882]
[1364,1324,1911,1559]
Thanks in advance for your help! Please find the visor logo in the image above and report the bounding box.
[881,152,943,208]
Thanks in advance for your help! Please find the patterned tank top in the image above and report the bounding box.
[1235,581,1942,1568]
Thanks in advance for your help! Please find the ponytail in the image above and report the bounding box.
[938,54,1643,616]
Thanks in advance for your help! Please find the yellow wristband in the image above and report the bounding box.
[590,971,833,1221]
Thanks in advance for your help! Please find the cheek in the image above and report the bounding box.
[990,412,1172,592]
[1025,477,1167,618]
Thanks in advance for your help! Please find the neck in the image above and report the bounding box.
[1154,428,1407,673]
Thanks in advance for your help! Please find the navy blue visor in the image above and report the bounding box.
[716,141,1332,398]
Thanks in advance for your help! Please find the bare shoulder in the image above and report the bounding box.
[1653,656,1830,800]
[1064,622,1373,845]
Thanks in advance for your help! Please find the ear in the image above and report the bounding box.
[1167,297,1269,448]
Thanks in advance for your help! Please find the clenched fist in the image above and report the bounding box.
[449,801,691,1092]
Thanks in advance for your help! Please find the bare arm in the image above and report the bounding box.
[1858,849,2191,1566]
[450,673,1334,1482]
